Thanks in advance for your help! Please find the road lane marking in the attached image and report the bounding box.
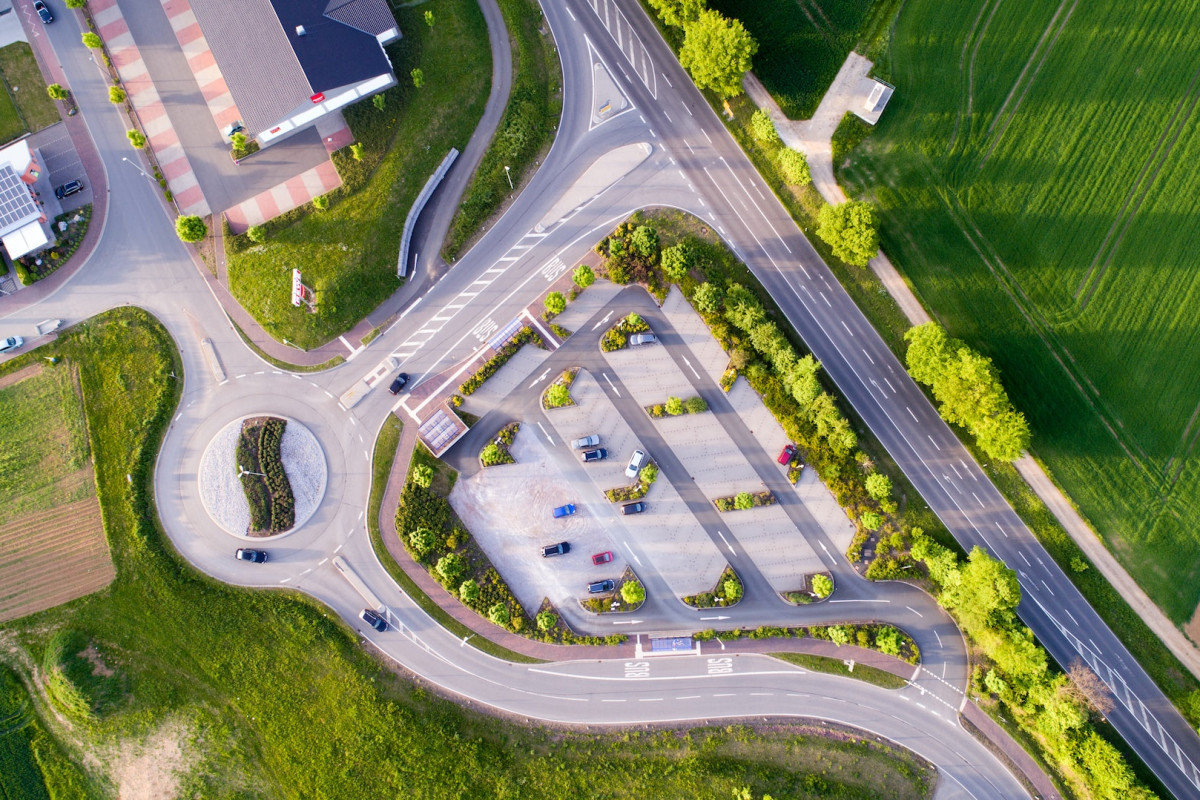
[603,373,621,395]
[862,348,875,365]
[841,320,854,336]
[702,128,712,143]
[934,630,943,648]
[682,356,701,380]
[1019,551,1030,566]
[536,421,555,444]
[1064,608,1078,625]
[819,291,831,307]
[1042,580,1055,596]
[927,435,940,449]
[972,492,984,507]
[906,606,924,618]
[995,522,1008,538]
[592,310,614,330]
[716,531,736,556]
[884,378,896,392]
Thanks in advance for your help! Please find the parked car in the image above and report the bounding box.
[588,579,616,594]
[360,609,388,632]
[629,332,657,346]
[591,551,613,565]
[571,434,600,449]
[552,503,576,518]
[0,336,23,354]
[778,443,797,466]
[581,448,608,463]
[54,180,83,199]
[625,449,647,478]
[34,0,52,23]
[234,548,267,563]
[541,541,570,557]
[621,501,645,515]
[388,372,409,394]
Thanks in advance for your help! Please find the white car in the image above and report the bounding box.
[625,449,647,478]
[0,336,23,354]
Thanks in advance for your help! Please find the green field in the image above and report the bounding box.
[0,42,59,145]
[227,0,491,349]
[840,0,1200,623]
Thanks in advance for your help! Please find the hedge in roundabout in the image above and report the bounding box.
[236,416,295,535]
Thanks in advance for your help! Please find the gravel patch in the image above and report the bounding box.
[198,417,327,537]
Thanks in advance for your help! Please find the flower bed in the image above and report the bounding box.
[645,395,708,417]
[458,326,543,395]
[599,312,650,352]
[550,323,572,340]
[604,461,658,502]
[713,489,776,512]
[580,569,645,613]
[542,368,578,409]
[784,571,833,604]
[533,599,626,645]
[683,565,743,608]
[479,422,519,467]
[235,416,295,535]
[14,206,92,285]
[692,623,920,665]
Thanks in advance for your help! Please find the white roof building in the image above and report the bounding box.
[0,139,49,260]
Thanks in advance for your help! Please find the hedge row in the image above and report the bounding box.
[713,490,776,512]
[458,327,542,395]
[604,461,659,502]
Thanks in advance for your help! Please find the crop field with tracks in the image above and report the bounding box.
[841,0,1200,622]
[0,364,112,622]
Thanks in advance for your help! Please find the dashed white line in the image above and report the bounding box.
[702,128,712,143]
[927,435,940,450]
[662,72,673,87]
[841,320,854,336]
[1041,580,1055,596]
[934,630,943,648]
[907,406,918,421]
[906,606,924,618]
[1064,608,1078,625]
[862,348,875,365]
[884,378,896,393]
[819,291,831,307]
[713,693,736,698]
[995,521,1008,538]
[676,695,701,700]
[1018,551,1030,566]
[971,492,984,508]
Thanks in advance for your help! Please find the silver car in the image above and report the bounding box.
[0,336,23,354]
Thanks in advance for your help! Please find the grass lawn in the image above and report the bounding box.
[840,0,1200,625]
[771,652,908,689]
[0,42,58,142]
[226,0,491,349]
[0,308,935,798]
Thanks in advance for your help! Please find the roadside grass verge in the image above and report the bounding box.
[0,42,59,137]
[771,651,907,690]
[444,0,562,260]
[226,0,490,349]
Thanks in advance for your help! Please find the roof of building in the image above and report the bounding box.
[189,0,396,134]
[0,138,32,176]
[1,220,49,260]
[0,164,41,236]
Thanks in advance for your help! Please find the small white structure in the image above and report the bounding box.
[0,139,48,260]
[852,77,894,126]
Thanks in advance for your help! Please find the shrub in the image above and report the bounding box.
[693,281,722,313]
[488,603,510,626]
[108,86,126,104]
[724,578,743,602]
[827,625,852,646]
[409,527,436,559]
[685,396,708,414]
[573,264,595,287]
[860,511,883,531]
[665,396,684,415]
[66,0,86,7]
[661,242,693,281]
[621,580,646,605]
[865,473,892,502]
[312,194,329,211]
[544,383,572,408]
[630,225,659,257]
[734,492,753,510]
[458,579,480,606]
[350,141,365,161]
[411,464,434,488]
[436,553,468,586]
[480,443,503,466]
[536,610,557,630]
[81,32,103,48]
[247,225,265,244]
[47,83,68,100]
[811,574,833,598]
[640,463,658,484]
[778,148,811,185]
[127,129,147,148]
[176,215,206,242]
[750,110,781,146]
[875,626,903,657]
[544,291,566,316]
[411,68,425,88]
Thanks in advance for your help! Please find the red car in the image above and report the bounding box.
[592,551,613,565]
[778,443,797,465]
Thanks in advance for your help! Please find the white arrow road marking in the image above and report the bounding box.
[716,531,735,556]
[536,421,554,445]
[603,373,620,395]
[682,356,701,380]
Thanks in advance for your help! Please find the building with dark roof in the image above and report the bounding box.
[190,0,400,147]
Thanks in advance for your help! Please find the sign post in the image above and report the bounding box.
[291,269,316,312]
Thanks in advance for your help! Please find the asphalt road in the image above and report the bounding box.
[3,0,1195,796]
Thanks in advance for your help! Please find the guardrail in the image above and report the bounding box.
[397,148,459,278]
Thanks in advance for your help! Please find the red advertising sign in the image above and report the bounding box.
[291,269,303,307]
[311,93,325,103]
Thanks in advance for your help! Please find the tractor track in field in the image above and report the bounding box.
[949,0,1002,156]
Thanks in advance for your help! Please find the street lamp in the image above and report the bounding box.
[504,165,513,191]
[121,156,153,182]
[238,464,266,478]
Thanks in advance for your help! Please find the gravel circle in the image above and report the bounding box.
[198,416,328,538]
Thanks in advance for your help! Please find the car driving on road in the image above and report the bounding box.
[360,609,387,632]
[552,503,576,518]
[541,541,569,557]
[625,449,647,478]
[34,0,52,23]
[234,548,267,563]
[388,372,408,394]
[581,448,607,463]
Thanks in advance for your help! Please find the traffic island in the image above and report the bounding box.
[682,565,743,609]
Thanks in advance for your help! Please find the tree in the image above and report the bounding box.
[816,201,878,267]
[246,225,265,244]
[488,603,510,626]
[572,264,595,288]
[1067,660,1114,715]
[231,131,248,152]
[127,130,146,149]
[81,32,103,49]
[811,573,833,598]
[685,396,708,414]
[723,577,742,602]
[411,68,425,88]
[409,527,436,558]
[859,511,883,531]
[372,94,386,112]
[458,578,479,605]
[536,610,557,631]
[665,396,684,415]
[648,0,705,28]
[661,242,693,281]
[630,225,659,257]
[734,492,753,510]
[875,626,902,657]
[621,580,646,605]
[480,443,502,464]
[679,10,757,99]
[46,84,68,101]
[640,463,658,484]
[424,9,435,27]
[544,291,566,316]
[312,194,329,211]
[941,546,1021,633]
[864,473,892,502]
[778,148,811,185]
[827,625,851,645]
[545,383,571,408]
[175,215,206,242]
[349,142,364,161]
[411,464,434,488]
[750,110,780,146]
[108,86,125,104]
[436,553,467,585]
[692,282,722,313]
[786,355,821,408]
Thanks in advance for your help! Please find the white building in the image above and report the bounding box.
[0,139,49,261]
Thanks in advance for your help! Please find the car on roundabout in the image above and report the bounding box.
[360,609,388,632]
[234,548,267,563]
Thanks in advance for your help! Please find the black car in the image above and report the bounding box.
[588,579,616,594]
[541,541,570,557]
[234,548,267,563]
[621,501,646,515]
[55,180,83,199]
[388,372,409,394]
[360,609,388,632]
[580,448,608,463]
[34,0,52,23]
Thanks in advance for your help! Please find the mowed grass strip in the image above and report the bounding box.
[227,0,490,349]
[841,0,1200,622]
[0,309,935,800]
[0,42,59,135]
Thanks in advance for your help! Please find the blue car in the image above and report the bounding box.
[552,503,576,518]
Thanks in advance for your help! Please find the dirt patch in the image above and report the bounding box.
[79,644,114,678]
[1184,603,1200,648]
[110,720,196,800]
[0,362,42,391]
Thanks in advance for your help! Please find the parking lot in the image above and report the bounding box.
[29,123,92,214]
